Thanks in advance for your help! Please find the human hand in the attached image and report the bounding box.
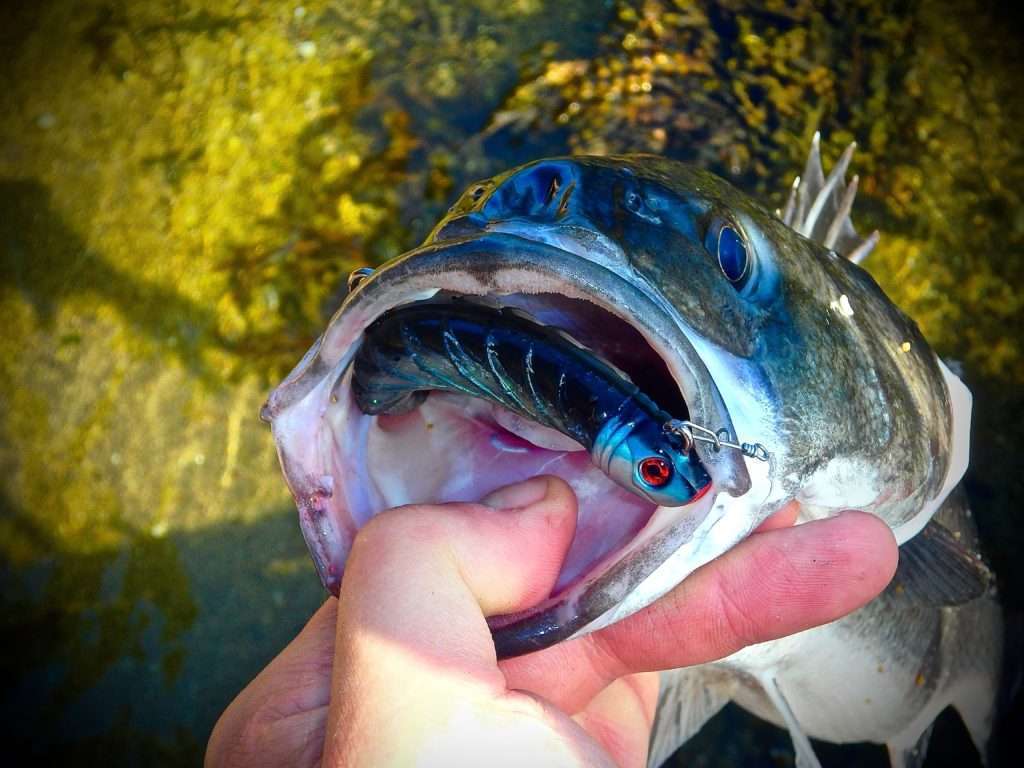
[206,476,897,768]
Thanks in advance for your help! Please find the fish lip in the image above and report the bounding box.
[264,229,751,653]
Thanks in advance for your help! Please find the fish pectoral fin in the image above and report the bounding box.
[647,668,733,768]
[760,673,823,768]
[892,519,994,607]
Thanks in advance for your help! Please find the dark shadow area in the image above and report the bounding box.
[964,378,1024,615]
[671,703,887,768]
[0,490,322,767]
[670,699,1010,768]
[0,488,197,724]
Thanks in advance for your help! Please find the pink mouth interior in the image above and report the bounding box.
[331,294,690,598]
[364,393,654,592]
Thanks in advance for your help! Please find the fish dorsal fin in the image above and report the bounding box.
[891,518,994,606]
[778,132,879,264]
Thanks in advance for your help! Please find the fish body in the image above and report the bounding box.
[263,138,1001,764]
[353,300,711,506]
[650,489,1001,768]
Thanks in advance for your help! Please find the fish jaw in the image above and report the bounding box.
[263,231,764,655]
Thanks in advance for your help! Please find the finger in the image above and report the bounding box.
[322,476,582,767]
[501,510,898,713]
[753,499,799,532]
[206,599,338,768]
[571,672,660,768]
[337,475,577,671]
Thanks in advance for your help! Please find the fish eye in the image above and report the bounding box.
[470,185,486,201]
[638,456,673,488]
[704,217,774,300]
[624,190,642,212]
[717,226,749,284]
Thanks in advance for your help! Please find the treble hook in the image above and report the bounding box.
[664,419,770,462]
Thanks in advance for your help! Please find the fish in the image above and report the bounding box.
[261,134,1001,765]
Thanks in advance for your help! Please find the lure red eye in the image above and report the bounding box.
[639,457,672,487]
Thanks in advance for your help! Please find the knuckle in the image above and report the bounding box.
[212,711,270,768]
[587,632,631,684]
[353,504,437,552]
[216,701,322,768]
[357,501,480,545]
[710,569,761,649]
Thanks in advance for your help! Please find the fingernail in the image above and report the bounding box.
[481,476,550,510]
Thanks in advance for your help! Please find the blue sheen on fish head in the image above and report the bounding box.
[431,159,586,241]
[481,159,581,220]
[563,158,786,358]
[438,156,783,359]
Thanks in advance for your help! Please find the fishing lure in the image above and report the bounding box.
[352,300,710,506]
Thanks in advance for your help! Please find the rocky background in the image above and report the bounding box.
[1,1,1020,764]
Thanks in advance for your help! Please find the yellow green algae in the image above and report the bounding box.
[0,0,1020,764]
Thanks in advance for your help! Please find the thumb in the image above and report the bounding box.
[322,476,581,766]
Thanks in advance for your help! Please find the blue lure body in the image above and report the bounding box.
[352,301,710,506]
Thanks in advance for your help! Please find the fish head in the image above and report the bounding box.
[263,154,960,657]
[434,155,954,521]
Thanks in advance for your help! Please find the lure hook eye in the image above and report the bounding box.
[638,456,673,488]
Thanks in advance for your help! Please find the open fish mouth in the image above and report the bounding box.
[263,230,752,657]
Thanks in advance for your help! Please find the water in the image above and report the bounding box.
[1,1,1020,765]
